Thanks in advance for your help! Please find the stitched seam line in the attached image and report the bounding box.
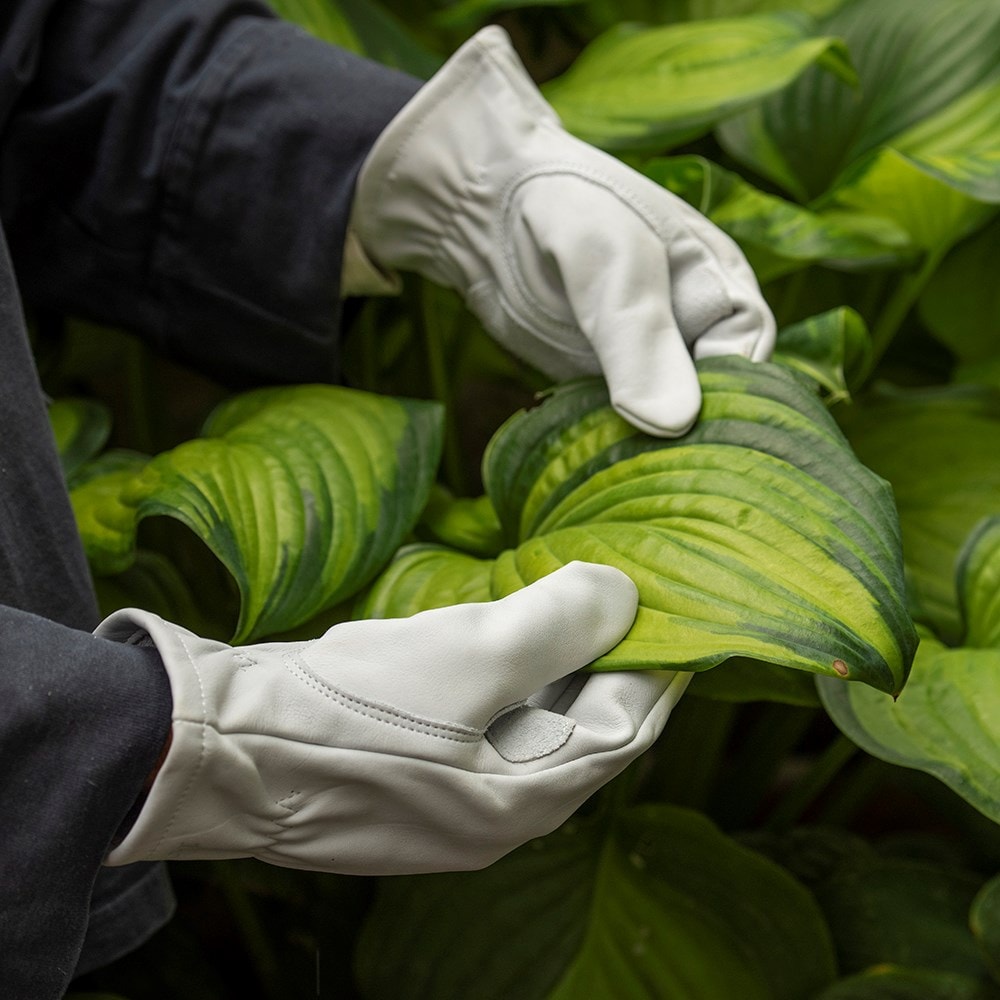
[283,652,483,743]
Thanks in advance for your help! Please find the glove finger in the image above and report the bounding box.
[563,669,691,743]
[311,561,638,728]
[672,211,776,363]
[526,672,586,713]
[517,177,703,438]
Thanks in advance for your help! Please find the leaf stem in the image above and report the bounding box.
[356,300,380,394]
[766,733,858,832]
[123,336,159,454]
[712,705,817,830]
[645,697,738,812]
[815,754,889,828]
[213,861,284,1000]
[862,248,944,382]
[419,281,467,495]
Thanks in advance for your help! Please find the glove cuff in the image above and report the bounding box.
[97,609,270,865]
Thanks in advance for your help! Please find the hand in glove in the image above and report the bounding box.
[349,26,775,437]
[100,562,689,875]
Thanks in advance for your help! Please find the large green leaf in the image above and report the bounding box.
[820,514,1000,822]
[48,398,112,483]
[812,148,995,254]
[718,0,1000,205]
[643,156,913,282]
[416,485,504,557]
[958,517,1000,650]
[366,356,916,695]
[820,523,1000,824]
[674,0,846,18]
[812,855,986,978]
[74,385,443,643]
[358,543,493,616]
[773,307,872,403]
[431,0,577,30]
[972,874,1000,987]
[750,827,991,985]
[541,12,855,151]
[266,0,440,77]
[919,217,1000,365]
[838,384,1000,643]
[814,968,996,1000]
[820,631,1000,824]
[70,450,150,574]
[356,804,837,1000]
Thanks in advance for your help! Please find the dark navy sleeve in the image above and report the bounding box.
[0,208,175,997]
[0,607,174,999]
[0,1,423,996]
[0,0,421,387]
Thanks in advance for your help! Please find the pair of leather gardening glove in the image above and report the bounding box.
[102,27,774,875]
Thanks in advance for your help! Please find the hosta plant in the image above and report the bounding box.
[64,0,1000,998]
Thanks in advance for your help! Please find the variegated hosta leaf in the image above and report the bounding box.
[958,517,1000,650]
[718,0,1000,206]
[48,398,112,483]
[971,874,1000,985]
[813,967,990,1000]
[773,307,872,403]
[265,0,440,78]
[431,0,576,31]
[820,514,1000,822]
[812,147,995,254]
[819,632,1000,824]
[643,156,913,282]
[417,485,504,558]
[72,385,443,643]
[541,12,855,151]
[838,383,1000,644]
[811,854,986,979]
[357,805,837,1000]
[919,216,1000,366]
[358,544,493,619]
[367,356,916,695]
[70,451,150,574]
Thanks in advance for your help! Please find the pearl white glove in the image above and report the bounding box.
[351,26,775,437]
[99,562,689,874]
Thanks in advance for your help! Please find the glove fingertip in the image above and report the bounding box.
[609,374,702,438]
[550,560,639,636]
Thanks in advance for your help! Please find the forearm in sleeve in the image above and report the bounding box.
[0,606,172,999]
[0,0,420,385]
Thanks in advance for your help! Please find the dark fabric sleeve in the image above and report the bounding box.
[0,3,421,993]
[0,607,173,1000]
[0,216,176,997]
[0,0,421,387]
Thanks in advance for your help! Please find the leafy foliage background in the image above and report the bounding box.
[61,0,1000,997]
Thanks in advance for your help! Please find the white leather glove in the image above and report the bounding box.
[99,562,689,874]
[350,26,775,437]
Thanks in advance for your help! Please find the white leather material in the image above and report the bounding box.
[351,26,776,437]
[99,562,690,875]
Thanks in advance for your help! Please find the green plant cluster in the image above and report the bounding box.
[60,0,1000,997]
